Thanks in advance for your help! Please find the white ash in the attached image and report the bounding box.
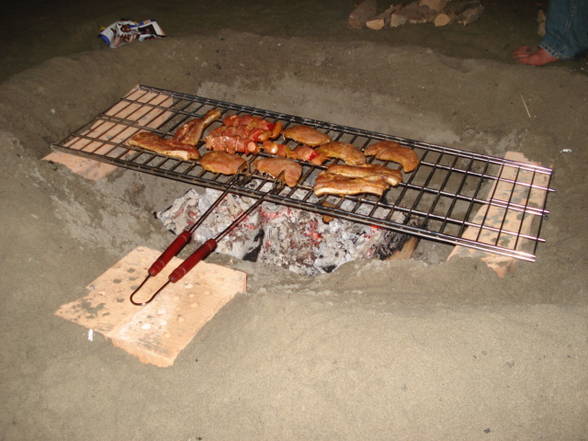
[158,188,408,276]
[157,188,263,260]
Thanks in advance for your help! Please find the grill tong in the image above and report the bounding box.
[129,172,285,305]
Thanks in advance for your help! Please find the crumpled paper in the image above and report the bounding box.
[98,19,166,48]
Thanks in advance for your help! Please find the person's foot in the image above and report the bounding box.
[513,46,559,65]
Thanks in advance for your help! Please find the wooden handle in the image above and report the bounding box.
[148,230,192,276]
[168,239,217,283]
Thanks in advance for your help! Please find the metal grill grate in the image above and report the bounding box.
[51,84,555,262]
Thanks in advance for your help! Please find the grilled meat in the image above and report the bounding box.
[127,108,221,160]
[223,114,283,140]
[253,158,302,187]
[282,125,331,146]
[326,163,402,186]
[313,162,402,197]
[314,172,389,197]
[261,140,290,157]
[364,140,420,172]
[204,114,282,154]
[199,151,247,175]
[204,129,259,154]
[127,131,201,161]
[289,144,328,165]
[172,108,221,146]
[261,141,328,165]
[317,141,366,165]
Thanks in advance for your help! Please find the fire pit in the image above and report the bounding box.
[158,186,412,276]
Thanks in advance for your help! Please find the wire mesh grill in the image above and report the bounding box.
[51,84,555,262]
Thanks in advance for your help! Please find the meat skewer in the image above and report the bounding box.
[222,114,283,139]
[204,114,282,154]
[204,130,259,154]
[132,174,285,305]
[261,141,328,165]
[289,144,328,165]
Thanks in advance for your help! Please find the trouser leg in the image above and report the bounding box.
[540,0,588,59]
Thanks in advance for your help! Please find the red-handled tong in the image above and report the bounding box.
[129,175,284,306]
[129,174,243,305]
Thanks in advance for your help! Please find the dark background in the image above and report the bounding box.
[1,0,559,82]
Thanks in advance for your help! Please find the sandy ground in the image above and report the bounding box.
[1,1,588,440]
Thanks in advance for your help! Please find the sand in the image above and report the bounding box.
[1,1,587,440]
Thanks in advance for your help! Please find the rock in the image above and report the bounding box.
[348,0,378,29]
[390,13,409,28]
[434,12,452,26]
[399,1,437,24]
[366,4,401,30]
[419,0,449,12]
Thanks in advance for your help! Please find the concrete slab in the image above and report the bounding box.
[55,246,247,367]
[43,85,173,180]
[448,151,550,277]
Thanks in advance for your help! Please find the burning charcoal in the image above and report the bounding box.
[158,188,264,260]
[158,189,412,276]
